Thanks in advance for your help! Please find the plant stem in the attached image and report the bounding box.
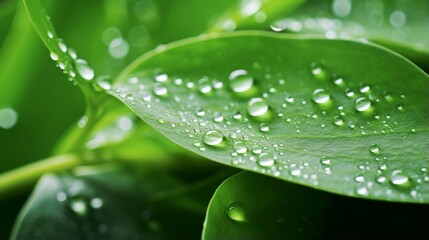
[0,154,80,197]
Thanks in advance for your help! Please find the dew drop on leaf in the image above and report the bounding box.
[153,83,168,96]
[90,198,104,209]
[310,62,326,80]
[312,89,330,104]
[229,69,254,93]
[233,141,247,154]
[390,170,411,187]
[333,116,345,126]
[257,153,275,167]
[75,59,94,80]
[259,123,270,132]
[320,156,331,166]
[356,186,369,196]
[369,144,381,155]
[203,130,224,146]
[226,203,246,222]
[50,52,59,61]
[47,30,53,39]
[355,97,371,112]
[247,98,269,116]
[0,107,18,129]
[69,198,88,217]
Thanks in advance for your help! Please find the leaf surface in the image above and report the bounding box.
[203,171,429,239]
[111,31,429,203]
[11,164,214,240]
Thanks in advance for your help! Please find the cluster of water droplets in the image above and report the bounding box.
[112,50,425,201]
[46,27,98,88]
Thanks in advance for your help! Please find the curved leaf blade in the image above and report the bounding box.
[203,171,429,239]
[11,164,210,239]
[111,31,429,203]
[23,0,96,92]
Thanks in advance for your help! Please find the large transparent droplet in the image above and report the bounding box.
[248,98,268,117]
[355,97,371,112]
[203,130,224,146]
[229,69,254,93]
[233,141,247,154]
[390,170,411,187]
[257,153,275,167]
[312,89,330,104]
[75,59,94,80]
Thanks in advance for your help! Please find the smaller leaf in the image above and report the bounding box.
[11,164,216,240]
[203,171,429,239]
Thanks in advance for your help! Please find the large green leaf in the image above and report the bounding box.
[203,171,429,239]
[111,31,429,203]
[11,164,222,239]
[270,0,429,60]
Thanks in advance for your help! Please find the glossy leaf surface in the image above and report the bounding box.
[112,31,429,203]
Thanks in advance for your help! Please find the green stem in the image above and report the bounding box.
[0,154,80,197]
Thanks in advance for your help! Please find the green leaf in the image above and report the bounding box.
[23,0,97,95]
[111,31,429,203]
[271,0,429,61]
[203,171,429,239]
[11,164,216,239]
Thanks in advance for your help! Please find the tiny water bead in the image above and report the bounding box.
[333,116,345,126]
[75,59,94,80]
[153,83,168,96]
[50,52,59,61]
[247,98,269,117]
[356,186,369,196]
[257,153,275,167]
[259,123,270,132]
[229,69,254,93]
[355,97,371,112]
[332,74,345,86]
[233,141,248,154]
[47,30,54,39]
[202,130,224,146]
[226,203,246,222]
[312,89,330,104]
[310,62,327,80]
[69,198,88,217]
[359,84,370,93]
[320,156,331,166]
[369,144,381,155]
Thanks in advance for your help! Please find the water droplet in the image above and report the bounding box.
[50,52,59,61]
[153,83,168,96]
[356,186,369,196]
[198,77,212,94]
[310,62,326,80]
[345,88,355,97]
[75,59,94,80]
[359,84,370,93]
[355,97,371,112]
[233,141,247,154]
[390,170,411,187]
[285,95,295,103]
[196,108,205,117]
[233,111,242,120]
[0,107,18,129]
[58,40,68,53]
[383,91,394,102]
[332,74,345,86]
[320,156,331,165]
[312,89,330,104]
[355,175,365,182]
[47,31,54,39]
[333,116,345,126]
[226,203,246,222]
[369,144,381,155]
[259,123,270,132]
[397,104,404,111]
[229,69,254,93]
[155,73,168,82]
[290,167,302,177]
[247,98,269,117]
[252,146,262,154]
[257,153,275,167]
[56,192,67,202]
[213,112,224,122]
[203,130,224,146]
[68,48,77,59]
